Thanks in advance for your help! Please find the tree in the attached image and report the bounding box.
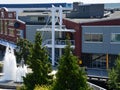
[108,55,120,90]
[23,32,52,90]
[52,36,91,90]
[15,38,32,63]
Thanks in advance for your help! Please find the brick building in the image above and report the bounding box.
[63,4,120,69]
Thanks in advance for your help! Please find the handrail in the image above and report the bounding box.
[87,82,106,90]
[42,25,66,29]
[55,40,75,45]
[42,39,75,46]
[42,39,51,46]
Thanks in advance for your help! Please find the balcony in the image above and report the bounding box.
[42,39,75,48]
[37,25,75,32]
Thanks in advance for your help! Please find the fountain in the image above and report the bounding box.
[16,58,27,82]
[0,46,27,89]
[1,46,17,81]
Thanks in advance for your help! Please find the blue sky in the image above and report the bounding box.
[0,0,120,4]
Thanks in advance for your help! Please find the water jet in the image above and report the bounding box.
[0,46,27,89]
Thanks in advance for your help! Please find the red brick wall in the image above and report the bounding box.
[63,19,82,59]
[81,18,120,25]
[0,7,26,43]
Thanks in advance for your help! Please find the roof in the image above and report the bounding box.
[64,10,120,24]
[0,3,72,8]
[19,12,51,16]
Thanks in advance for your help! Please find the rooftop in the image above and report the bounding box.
[64,10,120,24]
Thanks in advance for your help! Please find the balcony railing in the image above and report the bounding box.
[42,39,75,46]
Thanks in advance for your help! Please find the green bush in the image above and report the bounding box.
[51,36,92,90]
[16,85,26,90]
[23,32,52,90]
[34,85,51,90]
[108,55,120,90]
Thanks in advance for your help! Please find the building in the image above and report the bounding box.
[1,2,120,70]
[0,7,25,59]
[0,3,73,43]
[0,7,25,47]
[0,6,75,66]
[63,3,120,70]
[66,2,104,18]
[36,6,75,66]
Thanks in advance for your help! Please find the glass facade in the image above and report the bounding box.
[84,33,103,42]
[82,53,117,69]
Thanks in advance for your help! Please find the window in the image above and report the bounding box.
[111,33,120,42]
[84,33,103,42]
[30,16,46,22]
[4,20,8,35]
[8,13,13,18]
[30,16,38,22]
[8,20,14,26]
[9,28,14,36]
[16,29,23,38]
[0,20,1,33]
[38,17,45,22]
[0,20,3,34]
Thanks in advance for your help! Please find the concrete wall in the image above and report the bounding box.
[26,25,59,43]
[26,25,45,43]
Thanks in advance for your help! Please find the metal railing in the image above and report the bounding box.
[87,68,108,77]
[87,82,106,90]
[42,39,75,46]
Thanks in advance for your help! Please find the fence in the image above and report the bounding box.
[87,82,106,90]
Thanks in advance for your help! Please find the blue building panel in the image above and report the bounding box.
[82,26,120,54]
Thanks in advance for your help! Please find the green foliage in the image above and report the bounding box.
[23,32,52,90]
[52,37,91,90]
[34,85,51,90]
[16,85,26,90]
[15,38,32,63]
[108,55,120,90]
